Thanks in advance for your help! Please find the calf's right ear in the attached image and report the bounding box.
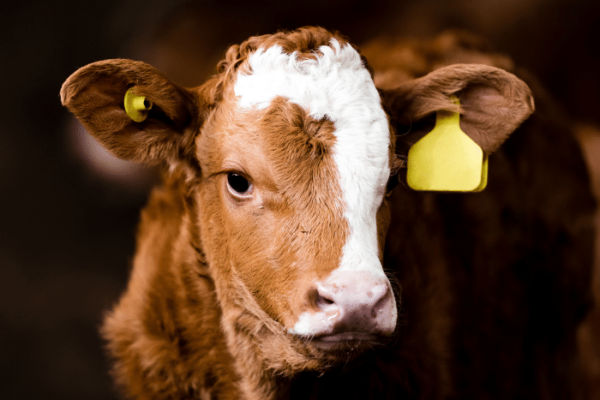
[381,64,535,155]
[380,64,534,191]
[61,59,199,164]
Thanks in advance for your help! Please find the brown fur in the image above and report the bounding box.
[61,27,593,399]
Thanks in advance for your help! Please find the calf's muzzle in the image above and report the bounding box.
[290,269,397,342]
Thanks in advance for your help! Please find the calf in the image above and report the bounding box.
[61,27,593,399]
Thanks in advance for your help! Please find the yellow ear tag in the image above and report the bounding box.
[407,98,488,192]
[124,88,152,123]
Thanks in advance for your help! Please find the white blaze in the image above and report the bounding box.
[234,40,393,335]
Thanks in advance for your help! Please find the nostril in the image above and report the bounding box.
[307,275,397,335]
[315,283,337,310]
[317,295,334,307]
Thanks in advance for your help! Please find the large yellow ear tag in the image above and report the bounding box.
[124,87,153,123]
[407,98,488,192]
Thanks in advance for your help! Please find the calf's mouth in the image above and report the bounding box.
[292,329,393,352]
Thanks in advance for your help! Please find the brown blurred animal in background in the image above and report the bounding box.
[61,27,594,399]
[362,30,600,398]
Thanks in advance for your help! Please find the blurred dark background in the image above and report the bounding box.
[1,1,599,398]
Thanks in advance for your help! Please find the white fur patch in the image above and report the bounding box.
[234,40,394,335]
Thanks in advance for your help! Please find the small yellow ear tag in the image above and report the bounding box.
[124,87,153,122]
[407,98,488,192]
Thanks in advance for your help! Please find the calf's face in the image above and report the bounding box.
[61,28,534,368]
[196,42,397,346]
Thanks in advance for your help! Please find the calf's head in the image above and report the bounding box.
[61,27,533,371]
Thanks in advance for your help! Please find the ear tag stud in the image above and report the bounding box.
[407,98,488,192]
[124,87,153,122]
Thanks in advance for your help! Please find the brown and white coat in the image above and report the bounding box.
[61,27,593,400]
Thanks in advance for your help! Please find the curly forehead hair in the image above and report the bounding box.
[217,27,350,74]
[203,27,369,104]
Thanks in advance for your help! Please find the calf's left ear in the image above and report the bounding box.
[382,63,535,155]
[61,59,198,164]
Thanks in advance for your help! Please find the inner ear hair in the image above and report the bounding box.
[457,83,532,153]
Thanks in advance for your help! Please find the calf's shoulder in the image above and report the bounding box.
[102,170,241,399]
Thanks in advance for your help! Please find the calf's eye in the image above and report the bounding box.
[227,173,252,195]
